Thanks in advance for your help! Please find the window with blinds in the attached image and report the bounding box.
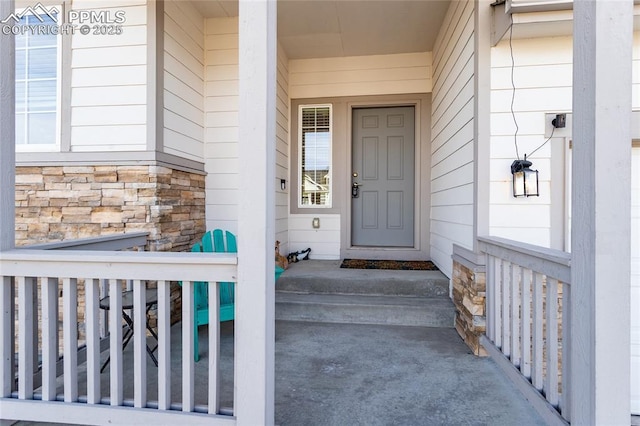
[15,10,60,147]
[299,105,332,208]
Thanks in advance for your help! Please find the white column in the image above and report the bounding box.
[0,0,15,251]
[0,3,16,421]
[236,0,277,424]
[473,0,491,248]
[571,0,632,424]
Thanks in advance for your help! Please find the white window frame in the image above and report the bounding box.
[15,4,62,153]
[298,104,333,209]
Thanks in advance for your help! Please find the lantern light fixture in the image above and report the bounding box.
[510,155,539,198]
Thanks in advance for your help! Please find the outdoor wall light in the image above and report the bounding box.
[510,156,539,197]
[280,179,286,190]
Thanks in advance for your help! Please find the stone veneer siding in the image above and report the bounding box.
[452,259,487,356]
[15,165,205,252]
[15,165,207,327]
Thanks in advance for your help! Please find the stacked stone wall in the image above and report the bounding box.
[452,260,487,356]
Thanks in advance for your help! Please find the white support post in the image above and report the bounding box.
[473,0,491,251]
[0,1,16,417]
[0,0,15,253]
[237,0,277,424]
[571,1,632,424]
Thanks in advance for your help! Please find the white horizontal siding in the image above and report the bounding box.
[205,17,239,234]
[489,36,573,247]
[289,52,432,99]
[430,0,475,278]
[289,214,340,260]
[69,1,147,152]
[163,0,204,162]
[276,44,290,254]
[203,30,289,242]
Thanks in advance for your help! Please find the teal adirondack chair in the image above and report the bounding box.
[191,229,236,362]
[190,229,286,361]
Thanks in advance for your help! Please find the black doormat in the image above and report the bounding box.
[340,259,439,271]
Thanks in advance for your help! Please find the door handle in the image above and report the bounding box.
[352,182,362,198]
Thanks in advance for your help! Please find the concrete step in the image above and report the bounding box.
[275,292,455,328]
[277,261,450,298]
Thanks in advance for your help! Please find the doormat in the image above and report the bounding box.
[340,259,439,271]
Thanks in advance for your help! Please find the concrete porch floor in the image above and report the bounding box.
[17,321,546,426]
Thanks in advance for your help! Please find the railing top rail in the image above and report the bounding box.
[22,232,150,251]
[478,236,571,283]
[0,249,237,282]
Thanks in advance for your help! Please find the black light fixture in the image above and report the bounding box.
[510,155,539,197]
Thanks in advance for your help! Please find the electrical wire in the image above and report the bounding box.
[527,124,555,159]
[509,13,520,160]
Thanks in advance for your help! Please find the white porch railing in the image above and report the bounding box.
[478,236,571,425]
[0,249,237,425]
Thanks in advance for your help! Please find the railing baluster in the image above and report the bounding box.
[42,277,58,401]
[560,283,571,422]
[86,278,100,404]
[209,281,221,414]
[493,258,502,348]
[31,280,38,375]
[510,264,520,367]
[100,279,109,338]
[109,279,123,406]
[133,280,147,408]
[0,276,14,398]
[182,280,195,412]
[157,280,171,411]
[531,272,544,391]
[545,277,559,406]
[63,278,78,402]
[18,276,34,400]
[501,261,511,357]
[520,268,532,379]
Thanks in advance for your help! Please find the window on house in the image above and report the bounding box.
[15,8,61,149]
[299,105,332,208]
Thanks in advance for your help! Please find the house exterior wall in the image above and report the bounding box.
[430,0,476,278]
[69,0,148,152]
[489,35,572,249]
[287,52,433,260]
[489,33,640,249]
[288,52,432,99]
[203,17,290,252]
[276,44,290,253]
[163,0,205,162]
[204,17,239,234]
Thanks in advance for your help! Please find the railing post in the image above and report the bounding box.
[237,0,277,423]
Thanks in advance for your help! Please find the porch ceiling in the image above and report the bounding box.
[191,0,451,59]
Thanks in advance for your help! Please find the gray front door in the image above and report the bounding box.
[352,106,415,247]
